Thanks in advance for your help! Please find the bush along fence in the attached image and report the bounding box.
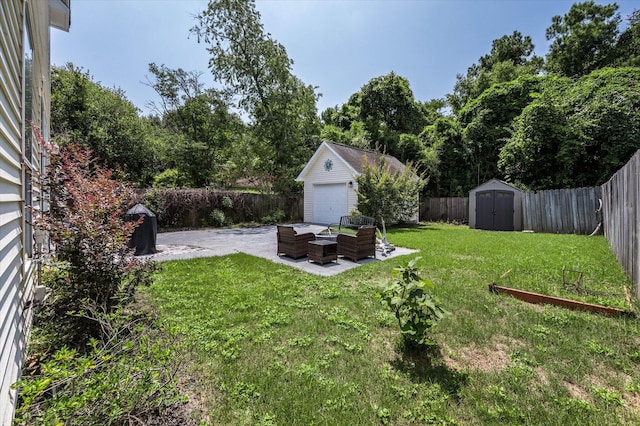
[601,150,640,301]
[522,187,602,234]
[136,189,303,229]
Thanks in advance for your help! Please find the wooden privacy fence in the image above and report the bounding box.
[420,197,468,223]
[601,150,640,300]
[522,187,602,234]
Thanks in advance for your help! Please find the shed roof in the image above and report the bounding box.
[470,178,523,193]
[297,141,406,180]
[327,142,406,174]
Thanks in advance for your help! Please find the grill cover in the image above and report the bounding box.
[125,204,157,256]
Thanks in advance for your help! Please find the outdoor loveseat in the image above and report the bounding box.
[336,225,376,261]
[276,225,316,259]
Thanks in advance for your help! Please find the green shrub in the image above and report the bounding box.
[210,208,231,227]
[36,136,157,348]
[221,195,234,209]
[356,156,425,224]
[13,309,184,425]
[261,209,285,225]
[378,257,447,347]
[153,168,186,188]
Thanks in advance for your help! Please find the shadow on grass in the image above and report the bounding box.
[390,340,468,401]
[388,224,440,234]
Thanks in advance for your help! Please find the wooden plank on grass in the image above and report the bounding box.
[489,284,636,317]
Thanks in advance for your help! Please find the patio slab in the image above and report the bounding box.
[145,223,418,276]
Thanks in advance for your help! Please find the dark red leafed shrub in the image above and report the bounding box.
[34,129,157,348]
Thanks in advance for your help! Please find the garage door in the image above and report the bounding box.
[313,183,347,225]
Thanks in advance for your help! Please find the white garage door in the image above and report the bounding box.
[313,183,347,225]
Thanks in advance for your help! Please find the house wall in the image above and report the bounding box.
[0,0,52,422]
[301,147,357,223]
[469,179,523,230]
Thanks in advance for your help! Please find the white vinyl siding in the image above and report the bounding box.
[0,1,27,421]
[301,147,358,223]
[0,0,54,422]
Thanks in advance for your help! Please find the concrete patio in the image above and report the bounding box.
[145,223,418,276]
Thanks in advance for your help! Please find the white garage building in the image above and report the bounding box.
[296,141,411,225]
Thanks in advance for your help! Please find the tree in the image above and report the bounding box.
[145,62,208,115]
[191,0,320,194]
[612,8,640,67]
[421,117,473,196]
[356,156,424,224]
[545,1,621,77]
[499,68,640,189]
[448,31,543,114]
[459,74,543,186]
[146,63,245,188]
[51,64,159,186]
[358,72,426,144]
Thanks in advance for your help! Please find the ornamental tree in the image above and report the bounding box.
[356,156,425,225]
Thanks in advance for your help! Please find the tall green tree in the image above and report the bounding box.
[499,68,640,189]
[51,64,159,185]
[545,1,621,77]
[421,117,472,196]
[146,63,244,187]
[191,0,320,194]
[459,74,543,186]
[448,31,543,114]
[358,73,426,143]
[612,8,640,67]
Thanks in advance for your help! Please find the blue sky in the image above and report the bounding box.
[51,0,639,116]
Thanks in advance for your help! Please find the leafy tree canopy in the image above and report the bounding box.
[191,0,320,194]
[51,64,160,185]
[448,31,543,114]
[499,67,640,189]
[146,63,245,188]
[545,1,620,77]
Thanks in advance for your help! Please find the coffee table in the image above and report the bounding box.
[307,240,338,265]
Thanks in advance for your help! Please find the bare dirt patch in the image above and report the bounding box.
[443,341,510,373]
[564,380,590,401]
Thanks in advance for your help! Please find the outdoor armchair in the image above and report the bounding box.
[276,225,316,259]
[336,225,376,261]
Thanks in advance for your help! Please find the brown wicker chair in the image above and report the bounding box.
[337,226,376,261]
[276,225,316,259]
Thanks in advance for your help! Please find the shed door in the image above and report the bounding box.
[313,183,347,225]
[476,190,514,231]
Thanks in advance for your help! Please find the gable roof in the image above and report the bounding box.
[472,178,523,193]
[297,141,406,180]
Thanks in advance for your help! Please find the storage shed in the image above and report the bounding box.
[296,141,417,225]
[469,179,523,231]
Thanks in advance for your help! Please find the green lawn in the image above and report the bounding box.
[144,223,640,425]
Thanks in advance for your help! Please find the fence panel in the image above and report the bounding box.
[601,150,640,300]
[420,197,468,223]
[522,187,601,234]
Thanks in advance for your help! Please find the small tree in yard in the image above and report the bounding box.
[378,257,447,348]
[34,129,157,348]
[356,156,425,224]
